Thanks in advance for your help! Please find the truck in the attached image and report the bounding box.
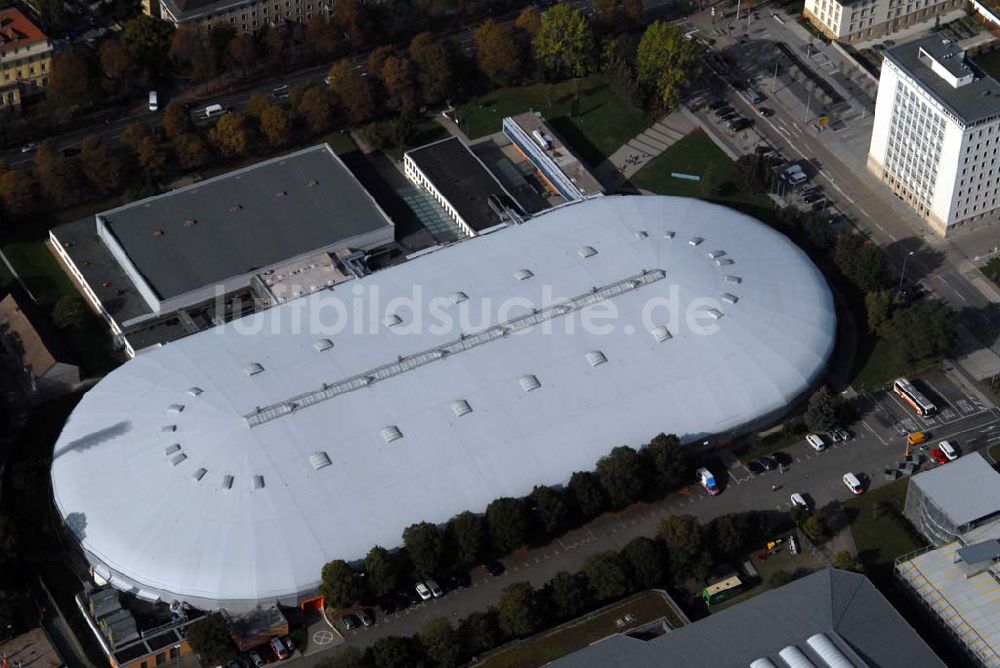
[697,467,720,495]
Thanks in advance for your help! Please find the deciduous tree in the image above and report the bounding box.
[48,51,97,109]
[709,512,761,560]
[474,20,521,83]
[365,546,400,598]
[121,15,175,75]
[366,636,418,668]
[885,301,956,364]
[227,34,257,78]
[80,138,124,192]
[486,497,528,555]
[595,445,647,509]
[327,59,374,123]
[409,33,451,106]
[658,514,709,582]
[186,613,239,665]
[51,295,86,330]
[379,56,418,113]
[98,39,136,96]
[208,113,250,156]
[260,105,293,146]
[419,617,463,668]
[403,522,446,577]
[621,536,665,589]
[568,470,606,520]
[298,86,334,133]
[173,132,210,169]
[636,21,702,108]
[332,0,367,49]
[34,141,83,208]
[645,433,687,492]
[162,102,192,139]
[530,485,569,537]
[865,289,892,336]
[320,559,361,609]
[449,510,485,566]
[533,3,596,79]
[833,234,886,292]
[496,582,540,638]
[543,571,589,620]
[458,611,501,656]
[805,386,838,433]
[0,169,35,218]
[582,551,632,601]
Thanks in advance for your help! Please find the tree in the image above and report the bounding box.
[833,234,886,292]
[121,121,152,152]
[645,433,686,493]
[450,511,486,566]
[207,24,237,72]
[515,6,541,36]
[582,551,632,601]
[51,295,86,330]
[568,470,607,520]
[595,445,647,509]
[410,33,451,106]
[458,611,501,656]
[227,34,257,78]
[163,102,192,139]
[531,485,569,537]
[121,15,175,75]
[832,550,865,573]
[474,20,522,83]
[802,510,830,543]
[699,161,722,197]
[621,536,665,589]
[48,51,97,109]
[403,522,446,577]
[592,0,616,26]
[709,512,759,560]
[419,617,464,668]
[259,105,293,147]
[496,582,540,638]
[0,170,36,218]
[543,571,590,620]
[486,497,528,555]
[98,39,136,96]
[327,646,367,668]
[658,514,709,582]
[366,45,395,80]
[365,546,400,598]
[805,386,839,433]
[636,21,703,109]
[623,0,643,27]
[186,613,239,664]
[320,560,361,609]
[173,132,210,169]
[379,55,419,112]
[533,3,596,79]
[80,138,124,192]
[169,25,215,82]
[734,154,769,194]
[136,136,167,175]
[35,0,66,35]
[263,25,292,74]
[246,93,275,120]
[865,289,892,336]
[885,301,956,365]
[296,86,333,134]
[208,113,250,156]
[332,0,367,49]
[304,15,341,59]
[366,636,418,668]
[327,59,375,123]
[34,141,83,208]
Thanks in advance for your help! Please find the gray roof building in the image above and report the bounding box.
[904,451,1000,545]
[550,569,944,667]
[884,36,1000,127]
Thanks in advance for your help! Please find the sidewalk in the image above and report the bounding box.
[594,111,697,189]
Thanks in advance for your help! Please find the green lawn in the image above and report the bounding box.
[989,444,1000,466]
[456,76,649,168]
[843,478,924,573]
[705,544,826,613]
[850,337,937,391]
[982,257,1000,286]
[630,130,776,214]
[478,591,685,668]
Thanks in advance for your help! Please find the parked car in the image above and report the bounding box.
[729,118,753,131]
[806,433,826,451]
[282,637,294,653]
[720,111,739,122]
[341,614,362,630]
[834,428,851,442]
[148,89,158,111]
[446,571,471,590]
[938,440,958,461]
[485,561,506,576]
[714,105,734,117]
[248,652,265,668]
[803,193,824,204]
[790,492,809,508]
[425,578,444,598]
[758,106,774,117]
[770,451,793,467]
[758,455,778,470]
[358,608,375,627]
[930,447,949,465]
[907,432,927,447]
[745,460,765,475]
[708,99,728,110]
[826,429,843,443]
[392,590,413,610]
[842,472,864,494]
[378,597,397,615]
[270,636,290,660]
[415,582,433,600]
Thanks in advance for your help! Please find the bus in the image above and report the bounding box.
[893,378,936,417]
[702,574,743,605]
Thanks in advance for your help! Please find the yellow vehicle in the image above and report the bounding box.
[907,432,927,446]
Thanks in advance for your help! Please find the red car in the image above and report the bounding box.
[930,447,949,465]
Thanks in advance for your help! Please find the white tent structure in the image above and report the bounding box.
[51,196,836,611]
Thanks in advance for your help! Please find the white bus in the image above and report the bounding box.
[893,377,936,417]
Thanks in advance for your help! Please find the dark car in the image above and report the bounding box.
[759,455,778,471]
[358,608,375,627]
[771,451,793,468]
[341,614,362,631]
[803,193,823,204]
[714,106,734,117]
[447,571,472,590]
[745,460,765,475]
[485,561,505,576]
[708,99,728,110]
[810,199,828,211]
[730,118,753,131]
[62,146,81,157]
[720,111,739,122]
[377,597,397,616]
[758,106,775,117]
[392,590,412,610]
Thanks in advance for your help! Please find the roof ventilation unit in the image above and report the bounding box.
[451,399,473,417]
[721,293,739,305]
[749,660,778,668]
[252,475,265,490]
[704,308,724,320]
[221,475,234,490]
[716,258,734,266]
[381,426,403,443]
[805,633,854,668]
[586,350,608,367]
[170,453,187,466]
[167,404,184,414]
[689,237,704,246]
[451,291,469,304]
[244,363,264,376]
[165,444,182,456]
[708,250,726,259]
[578,246,598,259]
[384,314,402,327]
[724,275,742,284]
[519,374,541,392]
[161,425,177,433]
[634,230,649,239]
[309,452,332,470]
[191,468,207,481]
[777,645,816,668]
[664,230,675,239]
[514,269,534,281]
[652,326,672,343]
[314,338,334,352]
[187,387,203,396]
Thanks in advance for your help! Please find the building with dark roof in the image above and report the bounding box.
[903,451,1000,545]
[0,292,79,397]
[0,8,53,110]
[549,569,944,667]
[502,112,603,202]
[403,136,522,237]
[49,144,394,356]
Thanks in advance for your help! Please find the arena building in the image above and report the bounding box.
[51,196,836,611]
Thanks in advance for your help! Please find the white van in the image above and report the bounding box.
[204,103,227,118]
[806,433,825,452]
[842,472,863,494]
[148,90,158,111]
[938,440,958,461]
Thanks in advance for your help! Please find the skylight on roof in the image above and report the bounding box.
[578,246,598,259]
[221,475,234,490]
[451,291,468,304]
[664,231,676,239]
[689,237,704,246]
[721,293,739,304]
[165,444,181,455]
[384,314,402,327]
[170,453,187,466]
[634,230,649,239]
[708,250,726,259]
[381,426,403,443]
[191,468,207,481]
[314,338,334,352]
[519,375,540,392]
[652,326,672,343]
[586,351,608,367]
[514,269,534,281]
[451,400,473,417]
[704,308,724,320]
[244,363,264,376]
[187,387,203,396]
[716,258,734,266]
[724,275,742,284]
[253,475,265,490]
[167,404,184,414]
[161,425,176,433]
[309,452,332,470]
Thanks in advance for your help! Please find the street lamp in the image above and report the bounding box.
[898,250,915,295]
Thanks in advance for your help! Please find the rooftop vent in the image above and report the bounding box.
[664,230,676,239]
[170,453,187,466]
[187,387,203,396]
[384,314,402,327]
[634,230,649,240]
[165,444,182,455]
[276,191,287,197]
[191,468,207,481]
[221,475,234,490]
[708,250,726,259]
[652,326,672,343]
[161,425,177,433]
[230,204,242,212]
[450,291,468,304]
[184,219,197,227]
[519,374,541,392]
[716,258,734,266]
[451,399,473,417]
[167,404,184,414]
[252,475,265,490]
[152,229,164,236]
[244,362,264,376]
[689,237,704,247]
[310,452,332,470]
[586,350,608,367]
[721,293,739,304]
[381,426,403,443]
[578,246,598,259]
[704,308,724,319]
[307,179,319,188]
[314,338,334,352]
[723,275,742,284]
[514,269,534,281]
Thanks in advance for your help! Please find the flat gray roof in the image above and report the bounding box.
[885,36,1000,126]
[99,144,393,301]
[913,452,1000,527]
[550,569,945,667]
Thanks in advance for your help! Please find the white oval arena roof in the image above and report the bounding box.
[51,196,836,610]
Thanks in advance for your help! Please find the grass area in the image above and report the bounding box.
[455,76,648,167]
[706,543,826,613]
[478,591,683,668]
[850,337,937,391]
[320,130,359,155]
[982,257,1000,286]
[629,130,776,214]
[843,478,924,573]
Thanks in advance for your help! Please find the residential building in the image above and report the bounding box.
[49,144,395,356]
[151,0,328,33]
[804,0,961,42]
[404,136,523,238]
[903,451,1000,544]
[0,291,79,397]
[550,568,944,666]
[0,8,52,110]
[868,37,1000,235]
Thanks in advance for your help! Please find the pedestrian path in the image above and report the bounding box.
[595,111,697,189]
